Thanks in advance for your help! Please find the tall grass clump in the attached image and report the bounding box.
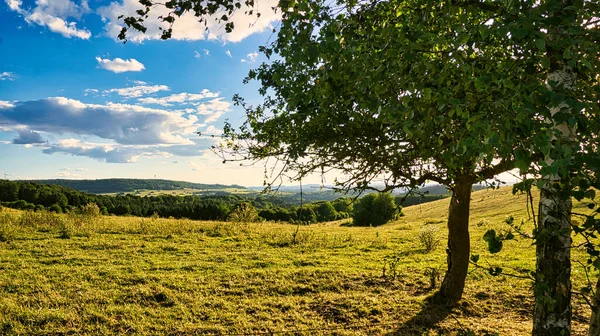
[0,213,17,242]
[418,225,441,253]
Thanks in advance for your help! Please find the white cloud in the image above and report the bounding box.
[83,88,98,96]
[225,50,232,58]
[97,0,281,43]
[57,170,81,178]
[103,84,170,98]
[138,89,219,106]
[241,52,259,63]
[0,101,15,109]
[96,57,145,73]
[194,49,210,59]
[0,97,200,145]
[43,139,144,163]
[204,125,223,135]
[196,98,231,123]
[0,72,17,81]
[6,0,92,39]
[6,0,23,12]
[189,159,205,171]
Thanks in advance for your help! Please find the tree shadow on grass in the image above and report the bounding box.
[386,293,454,335]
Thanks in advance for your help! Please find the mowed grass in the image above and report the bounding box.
[0,187,596,335]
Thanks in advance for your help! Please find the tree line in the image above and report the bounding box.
[0,180,440,225]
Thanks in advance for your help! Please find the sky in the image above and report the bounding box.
[0,0,521,188]
[0,0,287,186]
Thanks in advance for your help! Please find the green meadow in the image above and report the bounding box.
[0,187,595,335]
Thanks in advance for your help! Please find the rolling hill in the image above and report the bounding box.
[28,178,248,194]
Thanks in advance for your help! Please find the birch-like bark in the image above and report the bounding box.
[532,65,575,335]
[589,278,600,335]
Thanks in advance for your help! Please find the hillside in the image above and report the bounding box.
[28,178,248,194]
[0,186,595,335]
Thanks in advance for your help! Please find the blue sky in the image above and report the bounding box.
[0,0,285,186]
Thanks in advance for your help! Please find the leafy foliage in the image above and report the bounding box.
[228,202,260,222]
[352,193,399,227]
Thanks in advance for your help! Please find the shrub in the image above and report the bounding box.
[48,204,63,213]
[418,226,441,253]
[228,202,259,223]
[81,203,101,217]
[296,207,317,224]
[315,202,337,222]
[352,193,399,226]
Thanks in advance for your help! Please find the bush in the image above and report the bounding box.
[418,226,441,252]
[228,202,259,223]
[80,203,101,217]
[315,202,337,222]
[48,203,63,213]
[352,193,399,226]
[296,207,317,224]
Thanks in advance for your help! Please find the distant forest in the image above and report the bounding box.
[0,179,457,223]
[28,178,247,194]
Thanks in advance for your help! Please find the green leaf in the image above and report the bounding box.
[470,254,480,263]
[483,229,503,254]
[488,267,503,276]
[535,38,546,51]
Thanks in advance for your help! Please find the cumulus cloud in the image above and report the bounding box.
[43,139,145,163]
[137,89,219,106]
[12,129,46,144]
[103,84,170,98]
[0,72,16,81]
[0,97,199,145]
[0,101,15,109]
[97,0,281,43]
[96,57,145,73]
[6,0,91,39]
[196,98,231,123]
[241,52,259,63]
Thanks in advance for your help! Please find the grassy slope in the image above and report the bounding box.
[0,187,595,335]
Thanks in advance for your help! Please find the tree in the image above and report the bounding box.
[352,193,398,227]
[315,202,337,222]
[296,207,317,224]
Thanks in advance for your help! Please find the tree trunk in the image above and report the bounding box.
[589,278,600,336]
[532,185,572,335]
[438,176,473,306]
[532,2,575,332]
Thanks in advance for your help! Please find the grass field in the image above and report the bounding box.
[101,187,254,197]
[0,186,596,335]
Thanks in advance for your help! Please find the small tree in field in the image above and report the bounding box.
[352,193,398,227]
[227,202,259,223]
[81,203,101,217]
[315,202,337,222]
